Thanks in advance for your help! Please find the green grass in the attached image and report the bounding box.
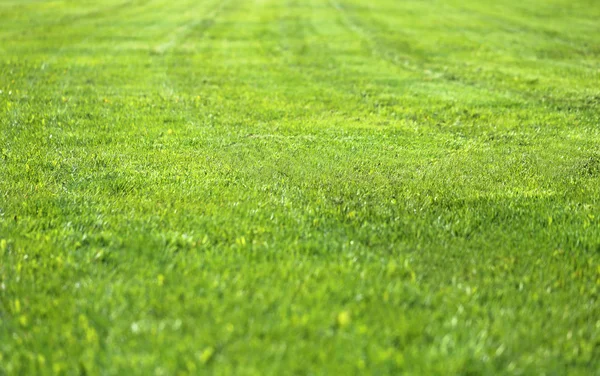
[1,0,599,374]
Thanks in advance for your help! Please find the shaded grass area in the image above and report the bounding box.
[1,0,599,374]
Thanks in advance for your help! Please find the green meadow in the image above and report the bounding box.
[1,0,599,374]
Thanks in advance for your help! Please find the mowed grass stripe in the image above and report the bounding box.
[343,0,600,102]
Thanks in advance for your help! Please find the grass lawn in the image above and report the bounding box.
[1,0,599,374]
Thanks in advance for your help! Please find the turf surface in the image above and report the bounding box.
[1,0,599,374]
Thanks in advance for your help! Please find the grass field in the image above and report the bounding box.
[1,0,600,374]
